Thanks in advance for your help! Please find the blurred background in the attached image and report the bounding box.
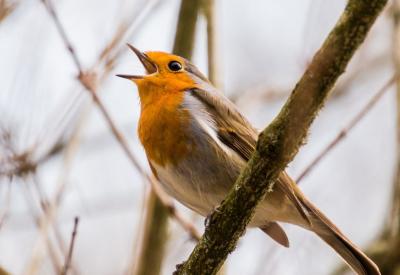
[0,0,397,274]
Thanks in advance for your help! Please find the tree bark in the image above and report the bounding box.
[175,1,388,274]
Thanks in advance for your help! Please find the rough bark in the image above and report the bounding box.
[174,1,388,274]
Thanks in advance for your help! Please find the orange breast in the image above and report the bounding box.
[138,91,195,166]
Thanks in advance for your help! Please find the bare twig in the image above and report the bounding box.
[390,0,400,238]
[202,0,220,87]
[40,0,200,241]
[296,75,396,183]
[61,217,80,275]
[23,179,62,275]
[26,116,84,275]
[0,181,12,230]
[230,51,389,105]
[131,189,168,275]
[41,0,82,71]
[32,175,80,274]
[332,3,400,274]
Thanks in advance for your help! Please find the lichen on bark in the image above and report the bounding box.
[174,0,388,274]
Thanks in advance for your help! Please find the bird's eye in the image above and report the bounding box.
[168,61,183,72]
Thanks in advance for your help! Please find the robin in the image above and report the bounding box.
[117,45,380,275]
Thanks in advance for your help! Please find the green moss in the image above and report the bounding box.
[174,0,388,274]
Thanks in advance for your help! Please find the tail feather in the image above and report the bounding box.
[301,198,380,275]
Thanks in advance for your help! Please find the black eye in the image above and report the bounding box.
[168,61,182,72]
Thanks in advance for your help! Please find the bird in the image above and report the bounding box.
[117,44,380,275]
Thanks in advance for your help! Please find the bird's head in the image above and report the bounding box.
[117,45,209,106]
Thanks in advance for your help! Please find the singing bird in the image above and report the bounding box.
[117,45,380,275]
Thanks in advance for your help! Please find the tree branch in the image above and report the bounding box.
[175,1,388,274]
[132,190,170,275]
[61,217,79,275]
[202,0,219,87]
[172,0,201,59]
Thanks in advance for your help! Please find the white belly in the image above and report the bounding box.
[150,145,244,217]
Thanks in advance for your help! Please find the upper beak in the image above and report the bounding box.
[116,44,157,80]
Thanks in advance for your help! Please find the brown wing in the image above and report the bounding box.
[189,87,258,160]
[189,87,310,226]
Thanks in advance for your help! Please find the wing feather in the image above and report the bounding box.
[189,86,311,225]
[188,87,257,160]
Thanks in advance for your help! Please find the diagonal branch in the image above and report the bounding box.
[41,0,82,71]
[175,0,388,274]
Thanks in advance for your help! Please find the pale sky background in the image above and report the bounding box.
[0,0,396,274]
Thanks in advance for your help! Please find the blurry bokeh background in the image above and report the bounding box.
[0,0,396,274]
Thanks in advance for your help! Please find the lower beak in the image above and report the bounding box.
[116,44,157,81]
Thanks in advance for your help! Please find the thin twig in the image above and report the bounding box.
[390,0,400,238]
[41,0,82,71]
[23,179,62,275]
[0,181,12,230]
[32,175,80,275]
[26,114,84,275]
[40,0,200,241]
[202,0,219,87]
[29,0,161,167]
[61,217,80,275]
[296,75,395,183]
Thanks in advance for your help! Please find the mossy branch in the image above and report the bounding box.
[174,0,387,274]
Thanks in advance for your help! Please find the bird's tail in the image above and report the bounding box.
[299,197,380,275]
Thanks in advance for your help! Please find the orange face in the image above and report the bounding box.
[117,45,209,107]
[117,46,207,166]
[117,46,197,106]
[135,52,197,106]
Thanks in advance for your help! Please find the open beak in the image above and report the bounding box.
[116,44,157,80]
